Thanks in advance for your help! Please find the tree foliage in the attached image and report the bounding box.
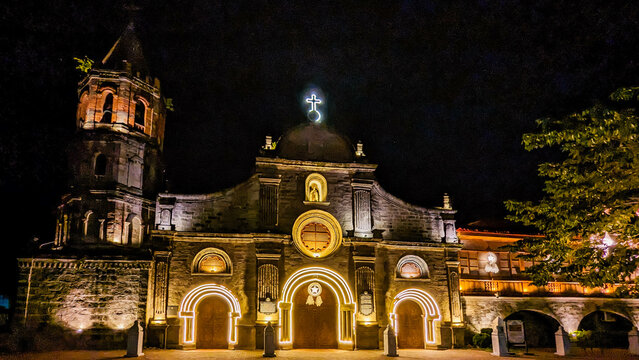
[73,56,94,74]
[505,87,639,289]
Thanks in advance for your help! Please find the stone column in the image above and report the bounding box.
[152,251,171,324]
[445,261,463,324]
[147,251,171,348]
[351,179,373,238]
[259,176,281,229]
[278,302,292,349]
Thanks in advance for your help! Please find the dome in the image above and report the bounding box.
[276,123,354,163]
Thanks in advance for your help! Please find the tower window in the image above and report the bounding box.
[95,154,107,176]
[134,99,146,128]
[101,93,113,123]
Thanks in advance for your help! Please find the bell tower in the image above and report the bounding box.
[54,21,166,248]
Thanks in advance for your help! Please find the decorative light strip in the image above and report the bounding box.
[279,266,356,346]
[391,288,441,345]
[179,283,242,346]
[281,266,354,303]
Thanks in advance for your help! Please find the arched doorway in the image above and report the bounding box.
[196,296,229,348]
[292,282,338,348]
[578,311,634,348]
[279,267,355,349]
[179,284,241,348]
[390,288,441,348]
[396,299,424,348]
[504,310,560,347]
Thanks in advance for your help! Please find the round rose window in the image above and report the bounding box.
[292,210,343,258]
[300,222,331,254]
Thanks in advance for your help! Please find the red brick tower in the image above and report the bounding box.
[54,21,166,248]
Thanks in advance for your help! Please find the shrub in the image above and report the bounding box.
[473,328,493,348]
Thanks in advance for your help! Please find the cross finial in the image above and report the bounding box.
[305,93,322,123]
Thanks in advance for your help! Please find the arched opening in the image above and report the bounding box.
[292,281,338,348]
[83,210,99,240]
[578,311,634,348]
[396,299,424,348]
[123,214,142,246]
[504,310,560,347]
[101,92,113,123]
[391,289,441,348]
[134,99,146,129]
[279,267,355,349]
[196,295,230,349]
[95,154,107,176]
[179,284,241,348]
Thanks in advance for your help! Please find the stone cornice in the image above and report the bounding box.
[378,241,464,250]
[152,230,291,243]
[255,157,377,172]
[17,258,152,270]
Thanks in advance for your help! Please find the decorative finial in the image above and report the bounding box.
[355,141,365,157]
[262,135,275,150]
[443,193,452,210]
[305,93,322,123]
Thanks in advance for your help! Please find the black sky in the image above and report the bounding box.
[1,1,639,295]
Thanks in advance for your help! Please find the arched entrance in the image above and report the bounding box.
[196,296,229,348]
[396,299,424,348]
[179,284,241,348]
[390,289,441,348]
[292,282,338,348]
[504,310,560,347]
[279,267,355,350]
[579,311,634,348]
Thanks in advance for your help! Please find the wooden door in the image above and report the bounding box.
[196,296,229,349]
[397,300,424,349]
[292,285,338,348]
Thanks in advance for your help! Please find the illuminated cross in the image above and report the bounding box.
[305,94,322,112]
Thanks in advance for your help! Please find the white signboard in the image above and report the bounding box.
[506,320,525,344]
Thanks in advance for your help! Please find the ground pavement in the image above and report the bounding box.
[2,348,639,360]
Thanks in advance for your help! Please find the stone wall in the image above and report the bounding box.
[159,164,452,244]
[16,259,151,332]
[463,295,639,333]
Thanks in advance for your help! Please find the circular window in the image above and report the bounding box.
[292,210,343,258]
[199,254,226,273]
[399,262,422,279]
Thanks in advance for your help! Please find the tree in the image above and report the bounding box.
[505,86,639,291]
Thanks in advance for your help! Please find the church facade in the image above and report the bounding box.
[15,24,464,350]
[16,23,639,352]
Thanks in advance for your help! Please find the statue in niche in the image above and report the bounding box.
[309,183,320,202]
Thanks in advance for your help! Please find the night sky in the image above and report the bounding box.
[2,1,639,295]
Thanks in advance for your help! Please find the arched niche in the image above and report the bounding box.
[304,173,328,203]
[192,248,232,275]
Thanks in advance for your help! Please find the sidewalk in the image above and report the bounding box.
[2,348,639,360]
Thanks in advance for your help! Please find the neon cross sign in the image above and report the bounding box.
[305,93,322,123]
